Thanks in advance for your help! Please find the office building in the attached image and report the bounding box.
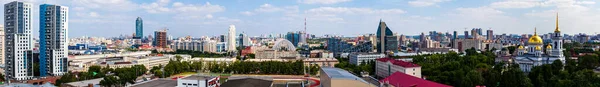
[135,17,143,39]
[286,31,301,47]
[349,53,385,65]
[326,38,373,57]
[375,58,421,78]
[227,25,236,52]
[4,1,34,80]
[464,31,469,39]
[320,67,376,87]
[153,29,167,48]
[376,20,398,53]
[0,25,4,67]
[487,30,494,40]
[39,4,69,76]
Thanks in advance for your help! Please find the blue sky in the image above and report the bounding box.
[2,0,599,37]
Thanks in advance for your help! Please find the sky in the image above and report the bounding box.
[1,0,599,37]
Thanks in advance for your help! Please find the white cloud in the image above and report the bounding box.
[490,1,540,8]
[256,4,283,12]
[453,7,506,20]
[240,11,254,16]
[240,4,298,16]
[305,7,405,22]
[72,0,139,11]
[408,0,451,7]
[89,12,99,17]
[298,0,351,4]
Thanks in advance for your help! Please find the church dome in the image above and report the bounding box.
[518,45,525,49]
[546,45,552,49]
[528,28,543,45]
[535,46,542,51]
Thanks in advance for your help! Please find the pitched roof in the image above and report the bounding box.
[381,72,452,87]
[376,58,420,68]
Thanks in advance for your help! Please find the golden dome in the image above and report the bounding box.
[528,28,543,45]
[535,46,542,50]
[518,46,525,49]
[546,45,552,49]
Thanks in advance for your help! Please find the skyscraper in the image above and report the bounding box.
[39,4,69,77]
[376,19,398,53]
[487,30,494,40]
[154,29,167,48]
[286,32,300,47]
[0,25,4,67]
[135,17,143,39]
[5,1,34,80]
[227,25,236,52]
[464,31,469,39]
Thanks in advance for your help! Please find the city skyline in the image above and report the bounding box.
[0,0,599,38]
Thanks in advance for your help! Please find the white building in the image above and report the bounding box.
[514,14,565,72]
[177,75,220,87]
[40,4,69,76]
[349,53,385,65]
[4,1,34,80]
[375,58,421,78]
[227,25,236,52]
[0,25,4,67]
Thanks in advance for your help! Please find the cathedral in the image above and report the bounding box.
[514,13,565,72]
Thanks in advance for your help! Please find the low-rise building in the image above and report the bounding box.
[176,75,220,87]
[349,53,385,65]
[375,58,421,78]
[320,67,376,87]
[303,58,339,67]
[379,72,451,87]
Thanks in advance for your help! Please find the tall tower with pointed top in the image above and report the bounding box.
[551,13,564,57]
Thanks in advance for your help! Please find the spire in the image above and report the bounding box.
[534,27,538,36]
[555,13,560,33]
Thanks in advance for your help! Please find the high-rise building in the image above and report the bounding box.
[0,25,4,67]
[4,1,34,80]
[376,19,398,53]
[135,17,143,39]
[227,25,236,52]
[39,4,69,77]
[238,33,250,48]
[464,31,469,39]
[286,32,300,47]
[154,29,167,48]
[487,30,494,40]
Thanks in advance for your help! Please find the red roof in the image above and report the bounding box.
[376,58,420,68]
[381,72,452,87]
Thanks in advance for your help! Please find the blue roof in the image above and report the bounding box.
[321,67,369,83]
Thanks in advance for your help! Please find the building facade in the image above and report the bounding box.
[4,1,34,80]
[376,20,398,53]
[375,58,421,78]
[227,25,236,52]
[154,29,167,48]
[39,4,69,76]
[135,17,143,39]
[349,53,385,65]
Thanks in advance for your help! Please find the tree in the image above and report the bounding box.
[100,76,121,87]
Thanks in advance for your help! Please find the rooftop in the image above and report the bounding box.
[130,79,177,87]
[221,78,274,87]
[380,72,452,87]
[321,67,369,83]
[64,78,103,87]
[181,75,217,80]
[376,58,420,68]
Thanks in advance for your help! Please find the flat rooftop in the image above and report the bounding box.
[130,79,177,87]
[65,78,103,87]
[182,75,217,80]
[321,67,368,83]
